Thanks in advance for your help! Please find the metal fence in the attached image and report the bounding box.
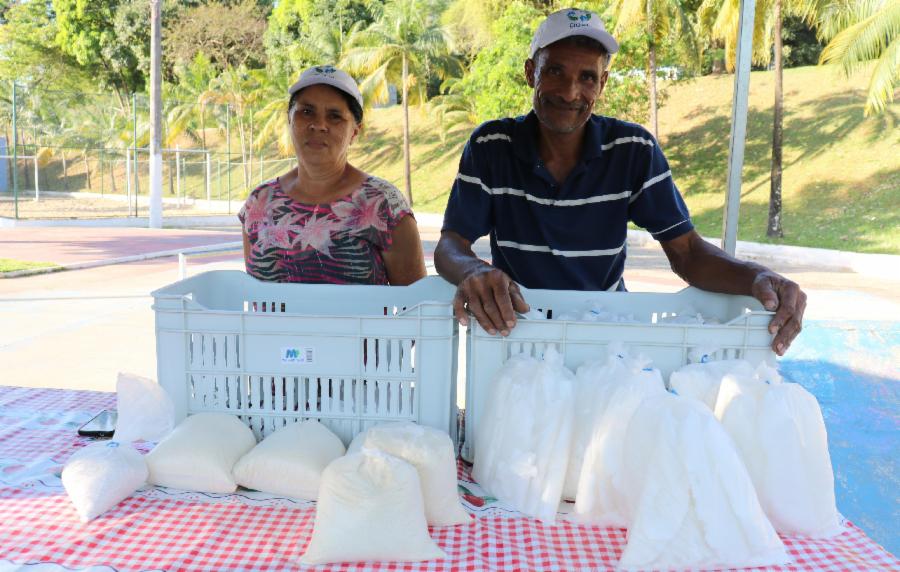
[0,82,294,221]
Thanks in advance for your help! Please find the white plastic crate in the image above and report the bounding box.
[152,271,459,446]
[461,286,775,461]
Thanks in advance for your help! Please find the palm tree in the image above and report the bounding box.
[429,78,478,142]
[818,0,899,116]
[166,53,218,151]
[340,0,462,205]
[252,72,296,161]
[203,66,259,190]
[700,0,819,238]
[613,0,699,137]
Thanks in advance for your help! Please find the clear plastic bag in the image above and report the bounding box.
[472,347,575,522]
[301,451,445,565]
[573,351,666,526]
[563,344,631,501]
[62,441,148,522]
[618,394,788,570]
[716,374,842,538]
[353,422,469,526]
[112,372,175,443]
[669,359,756,409]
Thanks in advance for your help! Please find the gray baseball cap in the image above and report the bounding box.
[288,65,364,110]
[529,8,619,59]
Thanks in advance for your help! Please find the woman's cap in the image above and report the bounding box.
[529,8,619,58]
[288,66,364,110]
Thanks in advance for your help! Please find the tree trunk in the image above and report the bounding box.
[237,110,249,189]
[248,111,254,187]
[402,52,413,206]
[81,149,92,191]
[110,155,118,194]
[168,155,175,196]
[4,125,11,191]
[200,104,208,151]
[62,151,69,191]
[19,127,31,189]
[647,0,659,138]
[768,0,784,238]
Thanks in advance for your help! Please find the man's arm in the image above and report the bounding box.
[434,230,529,336]
[660,230,807,356]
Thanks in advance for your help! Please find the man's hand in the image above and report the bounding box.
[751,271,807,356]
[453,267,529,336]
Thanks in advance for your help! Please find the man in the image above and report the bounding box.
[435,8,805,356]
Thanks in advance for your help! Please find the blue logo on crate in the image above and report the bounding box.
[282,347,314,364]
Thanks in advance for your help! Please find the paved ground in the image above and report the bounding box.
[0,227,239,266]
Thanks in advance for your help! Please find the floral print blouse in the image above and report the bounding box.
[238,176,412,284]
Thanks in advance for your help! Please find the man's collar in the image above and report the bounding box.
[512,111,607,164]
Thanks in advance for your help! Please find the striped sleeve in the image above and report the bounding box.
[441,135,493,243]
[627,137,694,241]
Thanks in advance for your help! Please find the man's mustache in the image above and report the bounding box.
[540,96,588,112]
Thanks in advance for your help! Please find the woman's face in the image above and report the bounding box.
[289,84,361,167]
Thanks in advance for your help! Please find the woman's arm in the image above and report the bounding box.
[242,229,252,273]
[383,215,427,286]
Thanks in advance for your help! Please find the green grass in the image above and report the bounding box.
[658,65,898,254]
[347,65,898,254]
[0,258,59,273]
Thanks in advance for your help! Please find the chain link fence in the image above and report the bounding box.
[0,83,294,221]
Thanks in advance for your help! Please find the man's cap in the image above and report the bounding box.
[288,65,364,110]
[529,8,619,59]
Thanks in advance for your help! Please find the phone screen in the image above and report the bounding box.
[77,410,118,438]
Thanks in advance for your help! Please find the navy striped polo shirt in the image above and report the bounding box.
[441,111,694,291]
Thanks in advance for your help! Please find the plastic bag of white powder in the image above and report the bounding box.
[301,451,445,565]
[473,347,574,522]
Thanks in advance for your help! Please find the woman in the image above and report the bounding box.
[239,65,426,285]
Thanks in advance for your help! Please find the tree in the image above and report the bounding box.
[700,0,819,238]
[818,0,899,116]
[613,0,699,137]
[165,53,219,150]
[341,0,461,205]
[453,2,544,123]
[264,0,374,75]
[165,0,268,72]
[203,65,259,189]
[51,0,149,105]
[441,0,507,56]
[0,0,89,92]
[251,71,295,158]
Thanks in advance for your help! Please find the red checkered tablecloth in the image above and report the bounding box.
[1,386,897,572]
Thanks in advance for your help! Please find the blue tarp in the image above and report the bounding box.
[781,320,899,554]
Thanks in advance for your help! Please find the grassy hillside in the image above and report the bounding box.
[350,65,898,254]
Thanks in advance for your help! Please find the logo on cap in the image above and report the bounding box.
[567,10,592,22]
[314,65,337,75]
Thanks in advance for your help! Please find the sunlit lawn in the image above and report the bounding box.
[0,258,59,273]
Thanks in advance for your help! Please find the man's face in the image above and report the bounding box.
[525,41,609,134]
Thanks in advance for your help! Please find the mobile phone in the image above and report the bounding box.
[77,409,118,438]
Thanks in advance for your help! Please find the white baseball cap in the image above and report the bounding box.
[288,65,364,110]
[529,8,619,59]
